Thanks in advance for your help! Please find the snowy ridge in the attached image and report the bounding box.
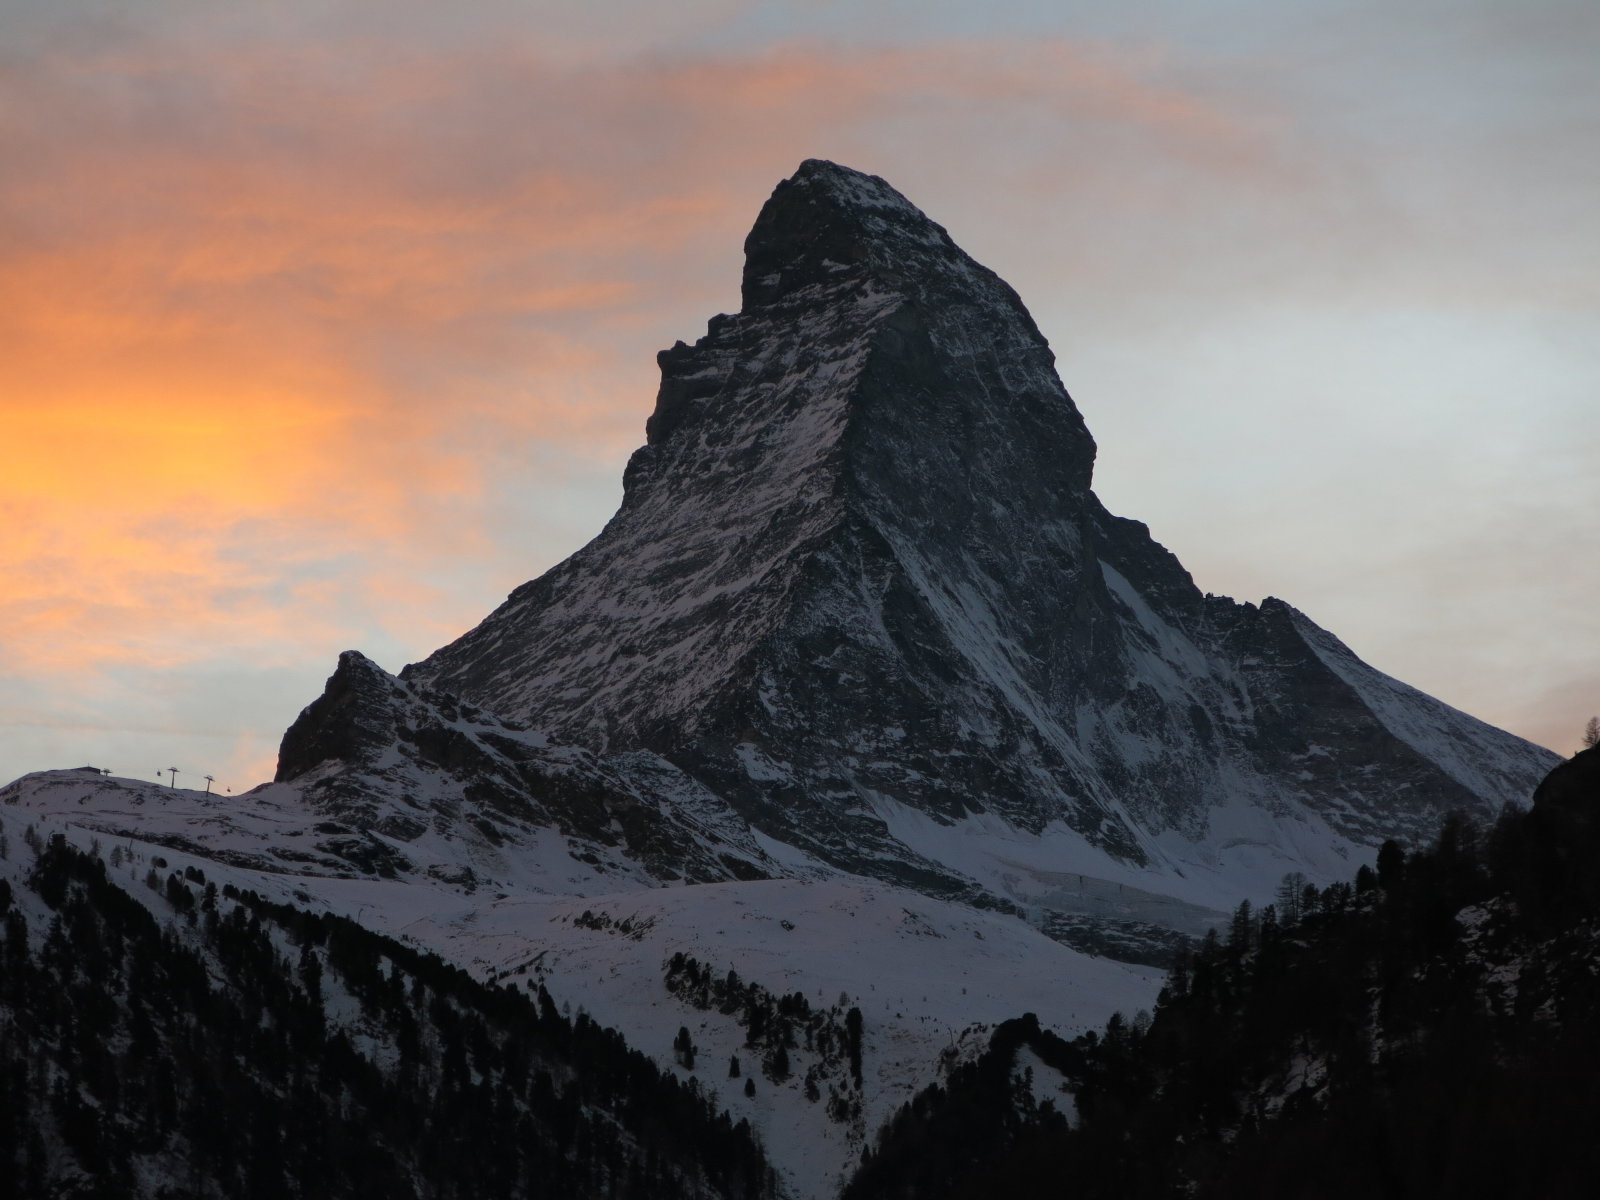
[275,649,779,891]
[1287,608,1553,805]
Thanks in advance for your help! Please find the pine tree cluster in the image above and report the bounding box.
[663,953,864,1122]
[0,837,777,1200]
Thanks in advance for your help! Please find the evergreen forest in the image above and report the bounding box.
[847,746,1600,1200]
[0,837,775,1200]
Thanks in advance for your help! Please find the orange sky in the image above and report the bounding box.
[0,30,1260,679]
[4,3,1597,785]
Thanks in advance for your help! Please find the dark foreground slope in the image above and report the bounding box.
[0,836,774,1200]
[848,746,1600,1200]
[401,159,1553,912]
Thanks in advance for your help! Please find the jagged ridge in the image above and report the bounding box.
[276,649,777,890]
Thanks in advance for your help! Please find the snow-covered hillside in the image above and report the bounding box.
[0,803,779,1199]
[1,771,1160,1199]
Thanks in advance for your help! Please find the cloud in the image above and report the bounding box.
[3,24,1271,695]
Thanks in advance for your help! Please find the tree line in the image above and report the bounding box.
[848,746,1600,1199]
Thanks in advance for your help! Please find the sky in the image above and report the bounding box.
[3,0,1596,792]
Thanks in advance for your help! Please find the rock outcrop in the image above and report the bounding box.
[278,650,775,889]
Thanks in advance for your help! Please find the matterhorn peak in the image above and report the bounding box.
[740,159,961,307]
[644,159,1097,498]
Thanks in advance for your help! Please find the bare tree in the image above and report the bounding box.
[1275,871,1309,924]
[1583,716,1600,750]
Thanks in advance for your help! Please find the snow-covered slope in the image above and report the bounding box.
[0,804,782,1200]
[1,771,1158,1199]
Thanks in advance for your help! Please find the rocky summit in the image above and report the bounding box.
[305,159,1552,957]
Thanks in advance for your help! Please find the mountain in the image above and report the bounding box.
[398,158,1554,953]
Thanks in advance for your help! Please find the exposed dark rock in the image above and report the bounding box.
[276,650,406,783]
[275,651,775,889]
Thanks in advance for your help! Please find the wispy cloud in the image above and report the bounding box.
[3,26,1265,690]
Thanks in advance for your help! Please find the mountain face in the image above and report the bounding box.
[276,649,775,890]
[399,159,1554,931]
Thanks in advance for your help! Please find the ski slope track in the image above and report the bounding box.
[2,160,1559,1198]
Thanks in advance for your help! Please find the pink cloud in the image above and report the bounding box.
[3,25,1274,686]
